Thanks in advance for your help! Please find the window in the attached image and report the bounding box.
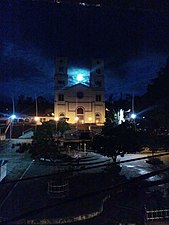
[58,80,65,86]
[76,107,84,124]
[77,108,83,114]
[58,66,64,73]
[77,91,84,99]
[95,81,101,87]
[59,113,65,117]
[96,68,101,74]
[96,95,101,101]
[58,94,64,101]
[95,113,101,123]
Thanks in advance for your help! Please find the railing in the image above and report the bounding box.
[146,209,169,221]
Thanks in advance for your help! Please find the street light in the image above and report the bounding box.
[130,113,137,131]
[10,114,16,120]
[75,117,79,122]
[131,113,136,119]
[34,116,40,122]
[9,114,17,139]
[54,117,59,122]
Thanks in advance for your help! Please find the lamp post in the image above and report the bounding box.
[9,115,16,140]
[131,94,136,131]
[10,97,16,140]
[34,96,40,130]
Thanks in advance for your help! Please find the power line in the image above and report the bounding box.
[0,166,167,225]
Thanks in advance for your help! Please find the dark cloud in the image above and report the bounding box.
[105,53,167,98]
[0,41,53,81]
[0,1,169,100]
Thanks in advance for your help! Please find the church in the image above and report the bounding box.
[54,57,105,124]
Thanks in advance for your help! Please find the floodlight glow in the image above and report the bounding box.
[75,117,79,122]
[88,117,92,122]
[34,116,40,121]
[54,117,59,121]
[10,114,16,120]
[69,67,89,86]
[131,113,136,119]
[77,74,83,82]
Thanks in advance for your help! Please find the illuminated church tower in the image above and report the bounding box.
[54,57,105,124]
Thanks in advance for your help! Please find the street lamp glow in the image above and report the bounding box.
[10,114,16,120]
[88,117,92,122]
[75,117,79,122]
[34,116,40,122]
[131,113,136,119]
[54,117,59,121]
[76,73,83,82]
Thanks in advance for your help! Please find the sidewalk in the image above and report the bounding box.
[0,139,32,206]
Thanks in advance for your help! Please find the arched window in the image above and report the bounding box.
[59,113,65,118]
[76,107,84,123]
[77,108,83,114]
[95,113,101,123]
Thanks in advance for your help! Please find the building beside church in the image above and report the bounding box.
[54,57,105,124]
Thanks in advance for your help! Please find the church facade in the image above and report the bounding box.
[54,57,105,124]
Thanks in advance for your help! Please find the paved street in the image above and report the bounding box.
[0,139,32,181]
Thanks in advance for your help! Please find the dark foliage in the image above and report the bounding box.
[30,120,70,157]
[31,121,58,156]
[16,95,53,115]
[141,57,169,129]
[92,123,143,162]
[56,119,71,135]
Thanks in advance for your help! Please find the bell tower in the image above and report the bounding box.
[54,57,68,118]
[90,58,105,124]
[90,58,104,90]
[54,57,68,89]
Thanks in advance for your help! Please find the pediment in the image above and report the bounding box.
[67,83,90,91]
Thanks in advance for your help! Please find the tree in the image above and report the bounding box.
[92,123,148,163]
[146,57,169,102]
[37,96,52,115]
[16,95,34,114]
[140,57,169,129]
[16,95,53,115]
[30,119,71,157]
[56,119,71,136]
[31,121,58,157]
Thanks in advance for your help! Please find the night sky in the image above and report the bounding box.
[0,0,169,101]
